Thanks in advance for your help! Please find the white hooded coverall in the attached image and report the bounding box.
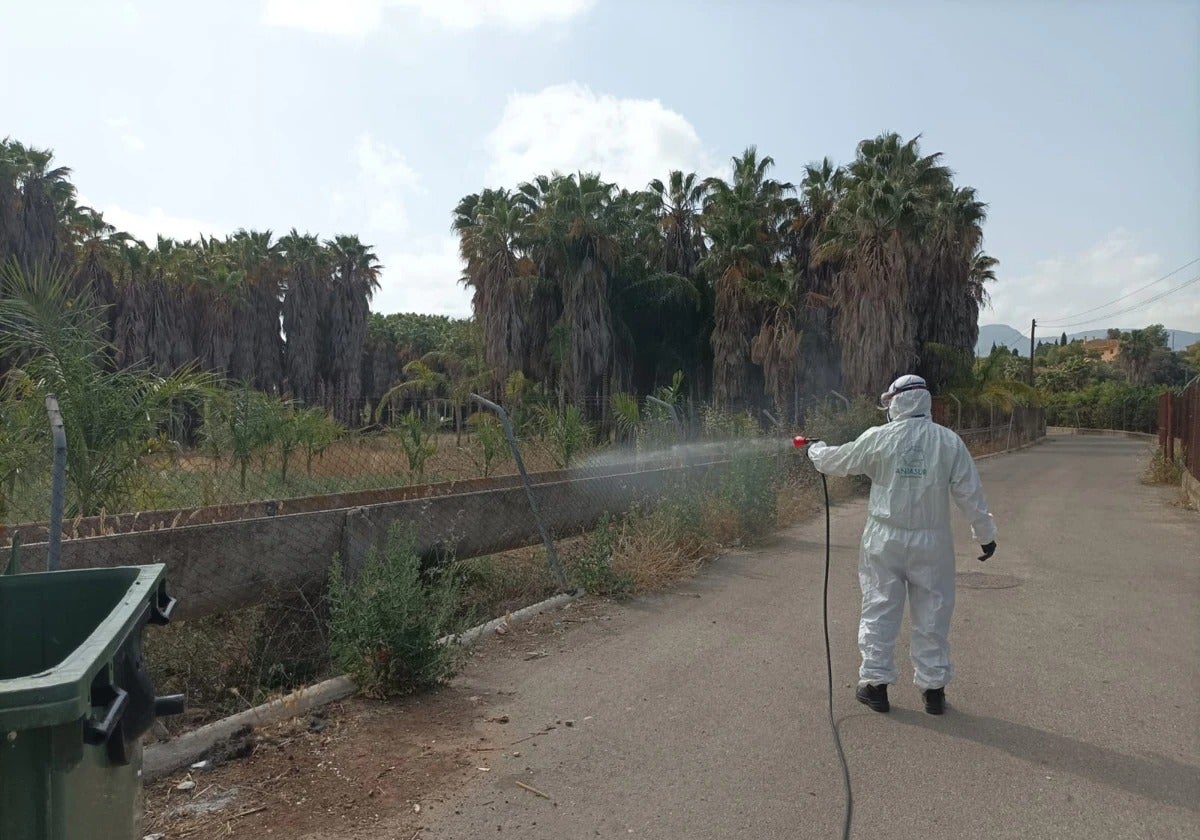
[808,385,995,690]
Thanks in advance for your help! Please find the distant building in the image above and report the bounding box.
[1083,338,1120,362]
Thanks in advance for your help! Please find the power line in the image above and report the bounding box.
[1040,273,1200,329]
[1039,255,1200,324]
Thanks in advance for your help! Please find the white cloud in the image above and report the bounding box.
[261,0,385,37]
[354,133,420,189]
[373,237,471,316]
[485,83,718,189]
[105,117,146,154]
[261,0,593,37]
[333,132,421,234]
[400,0,595,30]
[96,202,223,243]
[987,229,1200,331]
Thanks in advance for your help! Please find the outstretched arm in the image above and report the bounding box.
[950,444,996,544]
[808,429,881,481]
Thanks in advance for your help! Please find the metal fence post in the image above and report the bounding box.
[470,394,568,591]
[947,394,962,430]
[44,395,67,572]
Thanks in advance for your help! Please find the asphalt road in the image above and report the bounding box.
[421,435,1199,840]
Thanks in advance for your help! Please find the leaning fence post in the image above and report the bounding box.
[44,395,67,572]
[470,394,568,591]
[646,395,683,441]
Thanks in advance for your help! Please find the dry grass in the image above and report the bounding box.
[1142,450,1184,486]
[610,509,708,592]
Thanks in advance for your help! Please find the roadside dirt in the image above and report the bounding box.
[142,600,615,839]
[142,693,475,839]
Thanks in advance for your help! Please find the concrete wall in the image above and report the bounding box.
[16,458,731,619]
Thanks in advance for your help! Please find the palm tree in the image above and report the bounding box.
[453,189,531,394]
[230,229,284,392]
[279,230,327,405]
[189,234,244,378]
[512,174,565,393]
[749,269,803,416]
[912,186,988,386]
[643,171,711,397]
[788,158,846,399]
[3,140,74,271]
[525,173,619,411]
[323,234,380,423]
[701,147,795,409]
[818,133,950,396]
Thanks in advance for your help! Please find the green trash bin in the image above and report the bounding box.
[0,564,184,840]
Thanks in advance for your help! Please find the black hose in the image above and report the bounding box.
[821,473,853,839]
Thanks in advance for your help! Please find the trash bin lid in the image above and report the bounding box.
[0,564,167,732]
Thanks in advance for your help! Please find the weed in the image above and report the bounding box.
[570,516,633,597]
[1143,449,1183,485]
[720,451,782,540]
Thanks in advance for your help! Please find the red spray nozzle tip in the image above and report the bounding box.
[792,435,808,448]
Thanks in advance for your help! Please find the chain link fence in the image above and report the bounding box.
[2,393,1044,732]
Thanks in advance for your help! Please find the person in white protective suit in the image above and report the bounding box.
[806,374,996,715]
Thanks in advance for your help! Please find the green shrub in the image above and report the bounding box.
[571,516,633,597]
[328,527,462,698]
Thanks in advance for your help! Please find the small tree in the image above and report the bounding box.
[395,410,438,480]
[294,408,342,477]
[537,404,589,468]
[205,387,283,490]
[0,266,216,516]
[467,412,507,477]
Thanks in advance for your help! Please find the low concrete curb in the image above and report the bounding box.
[450,590,583,647]
[974,436,1047,461]
[143,589,584,781]
[143,675,357,781]
[1046,426,1157,441]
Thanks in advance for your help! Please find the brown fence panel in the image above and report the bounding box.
[1185,385,1199,482]
[1160,385,1199,482]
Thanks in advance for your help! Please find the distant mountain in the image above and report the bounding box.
[975,325,1200,357]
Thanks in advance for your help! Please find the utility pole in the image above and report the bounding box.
[1029,318,1036,386]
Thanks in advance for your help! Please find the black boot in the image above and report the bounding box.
[921,687,946,715]
[855,683,890,713]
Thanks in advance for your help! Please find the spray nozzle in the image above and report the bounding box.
[792,435,810,448]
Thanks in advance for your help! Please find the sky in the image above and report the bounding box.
[2,0,1198,333]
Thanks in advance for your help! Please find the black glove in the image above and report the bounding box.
[977,541,996,562]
